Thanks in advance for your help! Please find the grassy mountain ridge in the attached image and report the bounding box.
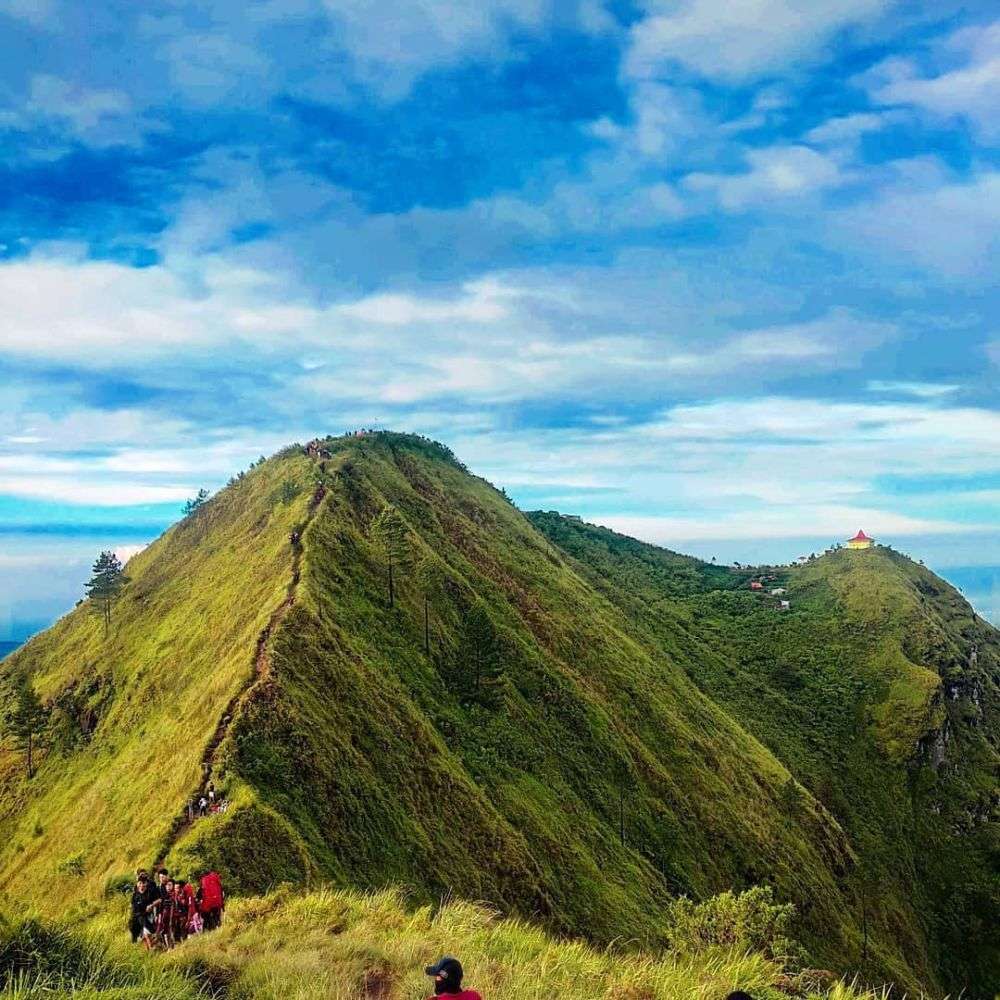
[527,512,1000,996]
[1,433,996,997]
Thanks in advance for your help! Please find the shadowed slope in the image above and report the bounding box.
[527,512,1000,997]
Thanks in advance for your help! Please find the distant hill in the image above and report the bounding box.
[0,433,996,998]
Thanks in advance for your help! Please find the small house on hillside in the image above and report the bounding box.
[847,529,874,550]
[771,587,787,596]
[778,599,791,611]
[750,581,764,591]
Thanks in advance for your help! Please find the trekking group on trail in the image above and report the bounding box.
[130,867,224,950]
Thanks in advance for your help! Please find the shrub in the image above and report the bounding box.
[664,885,801,964]
[104,872,134,897]
[55,851,86,878]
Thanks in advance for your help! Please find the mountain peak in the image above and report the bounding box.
[1,441,997,996]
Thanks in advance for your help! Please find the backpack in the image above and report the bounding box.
[200,871,224,910]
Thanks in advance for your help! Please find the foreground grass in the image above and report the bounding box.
[3,887,884,1000]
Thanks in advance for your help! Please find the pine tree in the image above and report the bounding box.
[454,599,503,705]
[183,488,210,515]
[2,675,48,779]
[416,557,448,655]
[85,551,129,637]
[372,505,412,608]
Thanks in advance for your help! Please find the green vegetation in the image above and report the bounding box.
[84,553,129,638]
[0,432,996,998]
[0,674,48,780]
[1,885,886,1000]
[527,514,999,997]
[182,489,210,517]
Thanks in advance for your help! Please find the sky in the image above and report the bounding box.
[0,0,998,640]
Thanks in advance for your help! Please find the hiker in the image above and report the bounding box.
[199,869,225,930]
[198,795,208,817]
[425,957,481,1000]
[172,876,195,943]
[725,993,754,1000]
[207,782,216,806]
[130,871,159,945]
[156,877,177,949]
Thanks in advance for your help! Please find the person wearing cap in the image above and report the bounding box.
[424,957,481,1000]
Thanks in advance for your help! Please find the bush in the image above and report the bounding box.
[664,885,801,964]
[104,872,134,897]
[54,851,86,878]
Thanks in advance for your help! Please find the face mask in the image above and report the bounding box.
[434,974,459,995]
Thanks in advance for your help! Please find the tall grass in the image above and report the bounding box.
[4,886,897,1000]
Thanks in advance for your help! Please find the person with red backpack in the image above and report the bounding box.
[198,869,225,930]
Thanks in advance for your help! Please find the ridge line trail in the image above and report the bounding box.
[159,476,327,858]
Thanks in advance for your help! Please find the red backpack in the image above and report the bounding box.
[200,871,224,910]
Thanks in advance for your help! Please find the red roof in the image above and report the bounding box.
[850,529,872,541]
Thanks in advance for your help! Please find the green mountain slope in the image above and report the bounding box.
[528,512,1000,997]
[0,433,996,997]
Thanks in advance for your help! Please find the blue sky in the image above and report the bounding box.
[0,0,998,639]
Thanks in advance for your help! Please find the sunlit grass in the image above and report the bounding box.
[3,888,896,1000]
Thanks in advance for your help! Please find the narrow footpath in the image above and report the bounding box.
[158,478,327,859]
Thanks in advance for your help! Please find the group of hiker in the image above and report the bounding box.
[129,866,224,950]
[185,782,228,822]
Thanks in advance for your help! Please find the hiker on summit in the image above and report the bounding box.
[425,957,481,1000]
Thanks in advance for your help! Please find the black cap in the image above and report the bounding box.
[425,957,462,981]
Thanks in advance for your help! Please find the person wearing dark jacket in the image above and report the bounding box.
[130,873,159,946]
[424,957,481,1000]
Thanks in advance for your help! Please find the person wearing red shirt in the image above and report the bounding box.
[424,957,481,1000]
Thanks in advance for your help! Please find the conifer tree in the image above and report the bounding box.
[183,488,210,515]
[416,557,448,655]
[371,505,412,608]
[2,675,47,779]
[454,599,503,705]
[85,551,129,637]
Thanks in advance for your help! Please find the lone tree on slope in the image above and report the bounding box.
[85,551,129,637]
[2,675,48,779]
[416,557,440,655]
[371,505,412,609]
[453,599,504,706]
[183,488,210,515]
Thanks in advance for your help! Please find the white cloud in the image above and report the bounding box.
[337,278,518,325]
[685,145,845,209]
[624,0,890,82]
[596,507,973,543]
[322,0,612,99]
[0,0,53,26]
[27,74,129,133]
[0,475,190,505]
[864,20,1000,139]
[836,168,1000,278]
[160,33,270,103]
[867,380,959,398]
[805,112,892,145]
